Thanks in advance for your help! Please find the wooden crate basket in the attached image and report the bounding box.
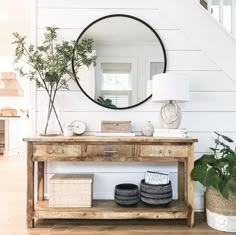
[49,174,93,208]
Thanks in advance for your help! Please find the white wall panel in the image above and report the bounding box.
[166,51,220,71]
[35,70,236,92]
[36,90,236,112]
[37,0,160,9]
[37,9,177,30]
[36,111,236,133]
[37,28,199,51]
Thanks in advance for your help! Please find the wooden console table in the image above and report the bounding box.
[24,136,197,228]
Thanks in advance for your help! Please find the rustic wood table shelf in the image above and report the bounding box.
[24,136,197,228]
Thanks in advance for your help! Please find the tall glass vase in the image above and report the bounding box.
[38,103,63,136]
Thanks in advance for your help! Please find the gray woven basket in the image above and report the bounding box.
[140,179,172,206]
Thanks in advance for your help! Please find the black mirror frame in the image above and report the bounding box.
[72,14,167,110]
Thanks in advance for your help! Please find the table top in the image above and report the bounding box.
[23,135,198,143]
[0,116,25,120]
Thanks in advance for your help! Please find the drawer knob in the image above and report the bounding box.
[104,150,118,156]
[49,149,54,154]
[168,150,172,154]
[159,150,163,154]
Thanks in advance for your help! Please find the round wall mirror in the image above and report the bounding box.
[72,14,167,109]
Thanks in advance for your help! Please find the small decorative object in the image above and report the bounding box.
[101,120,131,133]
[191,132,236,232]
[63,125,73,137]
[142,121,154,136]
[114,183,139,207]
[140,179,172,206]
[13,27,96,135]
[153,128,187,137]
[145,171,169,185]
[71,120,86,135]
[0,106,17,116]
[49,174,93,208]
[152,73,189,129]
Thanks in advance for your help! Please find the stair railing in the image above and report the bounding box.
[204,0,236,36]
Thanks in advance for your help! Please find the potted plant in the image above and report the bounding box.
[12,27,96,135]
[191,132,236,232]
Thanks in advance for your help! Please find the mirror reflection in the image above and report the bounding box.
[74,15,166,109]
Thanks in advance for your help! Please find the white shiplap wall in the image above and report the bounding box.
[34,0,236,211]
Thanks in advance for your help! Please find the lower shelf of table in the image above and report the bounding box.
[34,200,188,220]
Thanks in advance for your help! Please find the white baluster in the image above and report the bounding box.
[231,0,236,35]
[208,0,212,14]
[219,0,224,24]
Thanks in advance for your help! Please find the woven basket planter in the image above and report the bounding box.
[206,186,236,232]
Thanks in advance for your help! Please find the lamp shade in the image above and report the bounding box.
[152,73,189,102]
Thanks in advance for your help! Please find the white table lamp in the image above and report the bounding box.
[152,73,189,129]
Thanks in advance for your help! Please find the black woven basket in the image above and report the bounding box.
[140,179,172,206]
[114,183,140,207]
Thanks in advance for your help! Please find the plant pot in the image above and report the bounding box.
[206,186,236,232]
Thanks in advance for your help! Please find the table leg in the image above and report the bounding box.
[187,144,194,227]
[38,162,44,201]
[27,142,34,228]
[178,161,185,201]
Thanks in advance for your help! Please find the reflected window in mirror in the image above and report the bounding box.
[101,63,131,90]
[100,63,132,107]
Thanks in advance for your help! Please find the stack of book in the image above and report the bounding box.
[153,128,187,137]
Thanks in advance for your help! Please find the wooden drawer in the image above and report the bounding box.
[138,145,188,158]
[84,144,133,158]
[34,144,82,158]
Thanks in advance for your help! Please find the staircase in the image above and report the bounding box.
[201,0,236,37]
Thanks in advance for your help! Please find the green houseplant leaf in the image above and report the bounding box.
[191,165,207,186]
[191,132,236,199]
[215,131,233,143]
[97,96,117,108]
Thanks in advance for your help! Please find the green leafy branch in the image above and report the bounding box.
[12,27,96,134]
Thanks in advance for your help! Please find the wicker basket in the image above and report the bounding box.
[206,186,236,232]
[49,174,93,208]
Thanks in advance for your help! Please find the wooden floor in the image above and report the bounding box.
[0,155,227,235]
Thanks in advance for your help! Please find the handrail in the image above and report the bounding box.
[200,0,208,10]
[200,0,236,37]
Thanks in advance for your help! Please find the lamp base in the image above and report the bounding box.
[160,101,182,129]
